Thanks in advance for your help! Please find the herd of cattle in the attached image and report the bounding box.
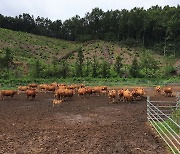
[0,82,174,107]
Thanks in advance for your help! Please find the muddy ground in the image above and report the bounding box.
[0,86,179,154]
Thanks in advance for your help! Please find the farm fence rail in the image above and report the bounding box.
[147,95,180,154]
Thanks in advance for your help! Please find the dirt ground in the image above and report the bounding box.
[0,86,179,154]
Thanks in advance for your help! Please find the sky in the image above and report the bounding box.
[0,0,179,21]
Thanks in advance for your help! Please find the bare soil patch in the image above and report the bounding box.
[0,86,179,153]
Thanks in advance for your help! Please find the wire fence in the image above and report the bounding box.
[147,96,180,154]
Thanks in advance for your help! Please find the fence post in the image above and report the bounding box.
[147,96,150,122]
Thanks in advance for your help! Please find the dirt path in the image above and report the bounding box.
[0,86,178,153]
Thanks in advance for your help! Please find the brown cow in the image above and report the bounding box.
[50,82,58,87]
[46,85,56,92]
[118,89,124,101]
[63,89,75,100]
[28,84,38,88]
[85,87,93,96]
[163,87,173,97]
[92,87,102,96]
[38,84,48,92]
[132,87,145,100]
[123,89,133,102]
[108,90,116,103]
[18,86,29,92]
[52,99,63,107]
[155,86,161,93]
[26,89,37,100]
[78,88,86,98]
[54,88,65,100]
[1,90,18,100]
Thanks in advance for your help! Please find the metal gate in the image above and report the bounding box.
[147,96,180,154]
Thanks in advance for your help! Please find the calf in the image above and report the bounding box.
[52,99,63,107]
[155,86,161,93]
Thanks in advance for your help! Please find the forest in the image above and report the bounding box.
[0,5,179,55]
[0,5,179,84]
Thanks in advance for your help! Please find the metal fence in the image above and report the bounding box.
[147,96,180,154]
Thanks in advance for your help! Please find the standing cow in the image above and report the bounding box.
[0,90,18,100]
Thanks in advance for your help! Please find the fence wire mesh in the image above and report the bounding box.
[147,96,180,154]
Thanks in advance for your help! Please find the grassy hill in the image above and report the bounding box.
[0,28,77,63]
[0,28,179,77]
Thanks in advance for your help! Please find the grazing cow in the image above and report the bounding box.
[163,87,173,97]
[52,99,63,107]
[1,90,18,100]
[123,89,133,102]
[108,90,116,103]
[155,86,161,93]
[26,89,37,100]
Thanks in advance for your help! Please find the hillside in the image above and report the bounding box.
[0,28,179,77]
[0,28,77,63]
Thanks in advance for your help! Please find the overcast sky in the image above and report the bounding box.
[0,0,179,21]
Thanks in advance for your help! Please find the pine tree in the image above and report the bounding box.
[32,60,42,78]
[85,57,91,77]
[92,55,99,78]
[114,55,123,77]
[130,56,139,77]
[75,47,84,77]
[61,60,69,78]
[101,60,110,78]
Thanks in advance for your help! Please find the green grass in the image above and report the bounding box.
[0,77,179,90]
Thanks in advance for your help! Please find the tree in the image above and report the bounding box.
[101,60,110,78]
[139,51,158,77]
[84,57,91,77]
[92,55,99,78]
[3,48,13,71]
[114,55,123,77]
[75,47,84,77]
[60,60,69,78]
[31,60,43,78]
[129,56,139,77]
